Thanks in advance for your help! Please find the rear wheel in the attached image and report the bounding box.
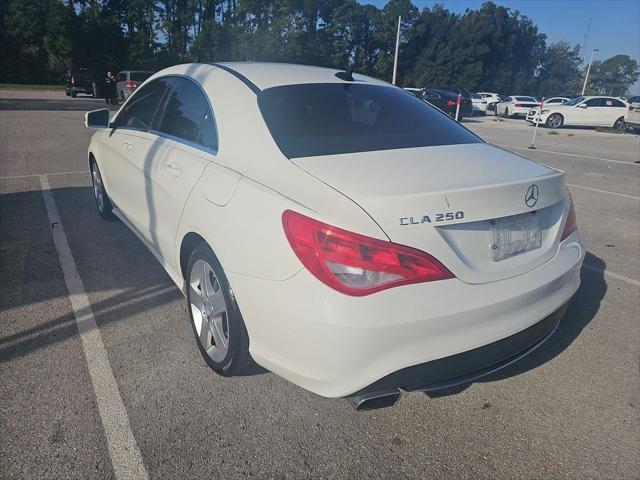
[186,244,252,376]
[90,159,115,220]
[546,113,563,129]
[613,117,625,130]
[71,91,77,98]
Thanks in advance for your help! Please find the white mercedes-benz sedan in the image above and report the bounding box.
[527,95,628,129]
[85,62,584,410]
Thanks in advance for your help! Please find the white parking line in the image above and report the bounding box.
[566,183,640,201]
[0,170,89,180]
[39,175,149,480]
[498,144,639,167]
[582,264,640,288]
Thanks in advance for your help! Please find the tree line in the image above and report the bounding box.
[1,0,638,96]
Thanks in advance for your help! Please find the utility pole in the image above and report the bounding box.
[392,15,401,85]
[581,48,598,95]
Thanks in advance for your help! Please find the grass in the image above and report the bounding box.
[0,83,63,91]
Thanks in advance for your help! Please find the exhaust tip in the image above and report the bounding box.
[347,390,401,411]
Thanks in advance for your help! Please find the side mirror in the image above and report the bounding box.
[577,103,587,109]
[84,108,111,129]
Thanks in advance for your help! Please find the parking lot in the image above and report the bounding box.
[1,90,639,479]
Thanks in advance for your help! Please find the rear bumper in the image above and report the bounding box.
[347,302,566,403]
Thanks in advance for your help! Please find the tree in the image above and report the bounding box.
[535,41,583,97]
[588,55,640,96]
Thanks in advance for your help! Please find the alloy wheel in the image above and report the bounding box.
[189,259,230,363]
[91,163,104,213]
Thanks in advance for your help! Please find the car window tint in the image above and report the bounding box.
[130,72,152,82]
[585,98,604,107]
[258,83,482,158]
[607,98,625,108]
[115,78,171,131]
[157,78,217,148]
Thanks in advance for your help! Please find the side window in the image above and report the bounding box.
[156,77,218,150]
[117,73,125,82]
[506,97,513,102]
[115,78,172,131]
[585,98,604,107]
[425,91,441,100]
[607,98,624,108]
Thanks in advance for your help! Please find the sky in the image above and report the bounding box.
[361,0,640,93]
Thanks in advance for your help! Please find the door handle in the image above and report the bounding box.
[164,162,183,177]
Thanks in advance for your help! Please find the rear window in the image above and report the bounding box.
[515,97,537,102]
[257,83,482,158]
[130,72,152,82]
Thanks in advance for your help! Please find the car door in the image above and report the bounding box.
[101,77,173,238]
[579,98,607,125]
[145,77,218,266]
[603,98,627,126]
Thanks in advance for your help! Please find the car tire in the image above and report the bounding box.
[71,91,77,98]
[546,113,563,129]
[65,89,70,97]
[186,244,253,376]
[613,117,625,130]
[90,159,115,220]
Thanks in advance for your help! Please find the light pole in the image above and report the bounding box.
[581,48,599,95]
[392,15,401,85]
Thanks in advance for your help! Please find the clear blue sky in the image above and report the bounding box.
[361,0,640,93]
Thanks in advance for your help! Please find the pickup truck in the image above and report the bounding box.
[65,68,97,98]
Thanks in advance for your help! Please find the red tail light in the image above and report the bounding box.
[447,100,456,107]
[125,80,138,89]
[515,103,522,107]
[561,195,578,240]
[282,210,454,296]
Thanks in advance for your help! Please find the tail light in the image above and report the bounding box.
[282,210,454,296]
[447,100,456,107]
[515,103,522,107]
[125,80,138,89]
[561,195,578,240]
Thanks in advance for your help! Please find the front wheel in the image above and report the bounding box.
[90,160,115,220]
[546,113,563,129]
[613,117,625,130]
[186,245,252,376]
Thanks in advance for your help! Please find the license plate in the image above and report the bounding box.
[491,212,541,261]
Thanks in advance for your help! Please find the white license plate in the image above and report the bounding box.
[491,212,541,261]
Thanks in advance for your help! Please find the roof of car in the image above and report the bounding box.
[213,62,390,90]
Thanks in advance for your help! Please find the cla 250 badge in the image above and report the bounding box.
[400,211,464,226]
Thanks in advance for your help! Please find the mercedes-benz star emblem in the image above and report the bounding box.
[525,184,539,208]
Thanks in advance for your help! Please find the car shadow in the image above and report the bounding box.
[426,251,606,398]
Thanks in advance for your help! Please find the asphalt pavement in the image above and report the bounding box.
[1,91,639,479]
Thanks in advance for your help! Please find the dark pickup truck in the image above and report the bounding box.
[65,68,97,98]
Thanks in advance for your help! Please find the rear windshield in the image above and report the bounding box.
[257,83,482,158]
[515,96,537,102]
[130,72,152,82]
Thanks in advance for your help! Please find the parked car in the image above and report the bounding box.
[65,68,97,98]
[495,96,540,118]
[84,63,583,410]
[470,93,488,115]
[526,97,570,120]
[624,95,640,131]
[422,88,473,119]
[115,70,153,102]
[527,95,628,129]
[477,92,502,111]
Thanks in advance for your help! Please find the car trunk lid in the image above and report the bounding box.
[292,143,568,284]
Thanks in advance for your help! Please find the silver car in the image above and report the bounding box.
[115,70,153,102]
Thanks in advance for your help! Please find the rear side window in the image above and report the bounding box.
[115,78,172,131]
[156,77,218,150]
[258,83,481,158]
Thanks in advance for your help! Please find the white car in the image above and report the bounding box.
[115,70,153,102]
[624,95,640,131]
[84,63,584,410]
[477,92,502,111]
[495,96,540,118]
[470,93,488,115]
[526,97,570,120]
[528,96,628,129]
